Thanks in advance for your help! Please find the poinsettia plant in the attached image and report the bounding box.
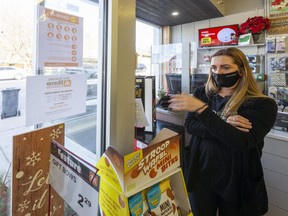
[239,16,270,34]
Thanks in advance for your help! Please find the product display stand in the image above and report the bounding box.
[96,128,192,216]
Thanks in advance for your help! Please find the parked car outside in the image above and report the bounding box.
[85,68,97,79]
[65,68,97,79]
[0,66,28,80]
[136,63,147,72]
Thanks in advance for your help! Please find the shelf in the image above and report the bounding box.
[197,43,265,50]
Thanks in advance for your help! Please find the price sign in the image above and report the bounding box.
[201,37,211,45]
[49,141,99,216]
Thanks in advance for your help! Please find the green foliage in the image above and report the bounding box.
[157,88,167,98]
[0,168,10,216]
[64,202,78,216]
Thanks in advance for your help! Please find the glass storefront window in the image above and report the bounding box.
[38,0,103,164]
[0,1,36,214]
[0,0,105,215]
[136,20,161,97]
[151,42,206,97]
[151,43,183,96]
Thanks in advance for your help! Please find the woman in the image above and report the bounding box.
[169,47,277,216]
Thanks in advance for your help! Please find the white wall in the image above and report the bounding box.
[225,0,264,15]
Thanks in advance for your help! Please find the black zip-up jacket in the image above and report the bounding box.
[184,86,277,204]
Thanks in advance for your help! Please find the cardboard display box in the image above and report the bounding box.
[96,128,192,216]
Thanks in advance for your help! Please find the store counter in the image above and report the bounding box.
[267,129,288,142]
[262,129,288,215]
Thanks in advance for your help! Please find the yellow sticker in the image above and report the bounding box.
[201,37,211,44]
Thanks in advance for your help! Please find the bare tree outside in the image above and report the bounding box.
[0,0,34,72]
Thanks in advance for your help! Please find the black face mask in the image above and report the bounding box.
[212,71,240,88]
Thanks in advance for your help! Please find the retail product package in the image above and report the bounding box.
[146,178,179,216]
[96,128,193,216]
[129,190,150,216]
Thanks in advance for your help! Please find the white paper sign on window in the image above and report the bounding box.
[26,74,86,126]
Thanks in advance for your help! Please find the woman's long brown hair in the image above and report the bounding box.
[205,47,267,119]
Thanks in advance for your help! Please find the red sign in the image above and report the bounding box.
[199,24,239,47]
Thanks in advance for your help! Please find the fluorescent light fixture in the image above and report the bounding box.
[172,11,179,16]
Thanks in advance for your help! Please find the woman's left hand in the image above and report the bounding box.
[226,115,252,132]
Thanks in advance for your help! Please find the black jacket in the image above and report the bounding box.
[184,86,277,211]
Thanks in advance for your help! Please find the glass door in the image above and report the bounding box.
[37,0,105,164]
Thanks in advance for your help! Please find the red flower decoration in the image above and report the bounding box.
[239,16,270,34]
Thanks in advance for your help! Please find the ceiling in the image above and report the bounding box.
[136,0,224,26]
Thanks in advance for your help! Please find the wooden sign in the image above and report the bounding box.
[12,124,65,216]
[268,25,288,34]
[268,16,288,34]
